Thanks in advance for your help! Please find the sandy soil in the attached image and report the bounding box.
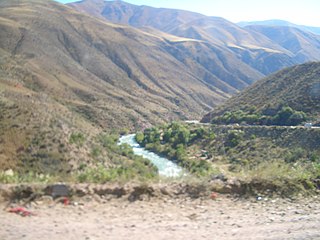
[1,194,320,240]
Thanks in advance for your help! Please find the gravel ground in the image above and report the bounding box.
[1,194,320,240]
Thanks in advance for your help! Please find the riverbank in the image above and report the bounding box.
[1,189,319,240]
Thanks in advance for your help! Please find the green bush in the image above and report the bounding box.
[226,130,244,148]
[100,134,118,149]
[285,148,306,163]
[135,132,144,144]
[175,144,186,160]
[118,143,134,157]
[69,132,85,146]
[91,146,101,158]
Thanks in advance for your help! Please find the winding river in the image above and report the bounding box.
[118,134,184,177]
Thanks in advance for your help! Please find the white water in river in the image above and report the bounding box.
[118,134,184,177]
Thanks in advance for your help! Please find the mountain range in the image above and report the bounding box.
[69,0,320,76]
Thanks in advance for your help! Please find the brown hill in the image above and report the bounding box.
[69,0,265,91]
[202,62,320,123]
[70,0,320,76]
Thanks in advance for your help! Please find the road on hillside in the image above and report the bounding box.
[185,120,320,129]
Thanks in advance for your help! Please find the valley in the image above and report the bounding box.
[1,0,320,239]
[0,0,319,194]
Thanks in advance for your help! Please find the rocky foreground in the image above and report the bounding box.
[0,183,319,240]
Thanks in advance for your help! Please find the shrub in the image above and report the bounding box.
[285,148,306,163]
[91,146,101,158]
[175,144,186,160]
[69,132,85,146]
[135,132,144,144]
[100,134,118,148]
[226,130,244,148]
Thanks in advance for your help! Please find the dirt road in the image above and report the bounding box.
[1,194,319,240]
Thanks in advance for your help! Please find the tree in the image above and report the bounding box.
[288,111,307,125]
[135,132,144,144]
[273,106,294,125]
[163,129,172,142]
[177,128,190,145]
[175,144,186,160]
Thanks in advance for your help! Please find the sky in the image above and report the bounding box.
[56,0,320,27]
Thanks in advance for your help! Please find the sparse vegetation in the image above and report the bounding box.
[0,131,158,183]
[0,171,53,184]
[77,158,158,183]
[69,132,86,147]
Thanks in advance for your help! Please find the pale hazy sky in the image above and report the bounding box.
[56,0,320,27]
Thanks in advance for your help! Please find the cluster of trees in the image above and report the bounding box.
[211,106,307,126]
[135,122,215,176]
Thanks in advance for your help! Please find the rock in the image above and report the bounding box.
[211,174,227,181]
[160,187,172,196]
[37,195,54,205]
[256,196,263,201]
[268,217,275,222]
[92,194,102,203]
[75,188,87,197]
[83,196,93,202]
[210,179,225,190]
[4,169,14,176]
[45,184,69,199]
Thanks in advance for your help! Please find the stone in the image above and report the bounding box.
[46,184,69,199]
[37,195,54,205]
[4,169,14,176]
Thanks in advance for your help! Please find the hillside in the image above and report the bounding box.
[69,0,267,90]
[202,62,320,124]
[0,0,239,175]
[69,0,320,76]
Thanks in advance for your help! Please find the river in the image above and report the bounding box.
[118,134,184,177]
